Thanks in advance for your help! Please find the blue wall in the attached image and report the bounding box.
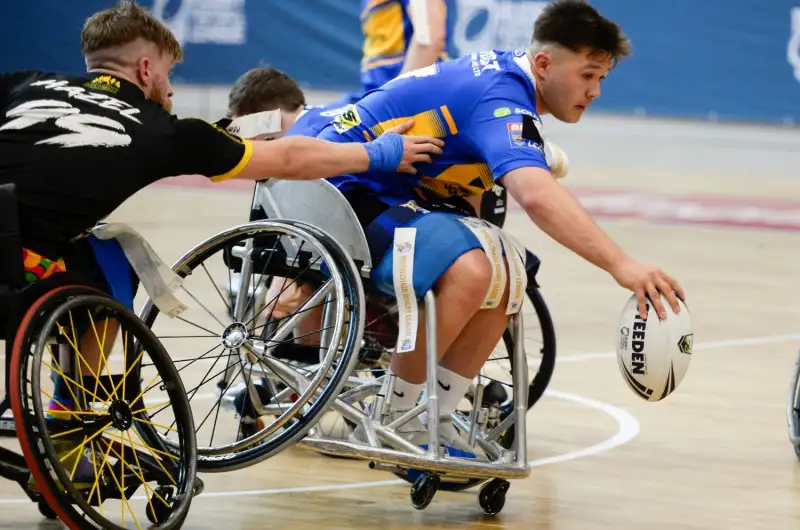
[2,1,799,124]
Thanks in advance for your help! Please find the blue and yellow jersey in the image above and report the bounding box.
[285,103,350,138]
[317,50,551,206]
[359,0,451,93]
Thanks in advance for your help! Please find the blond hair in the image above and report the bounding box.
[81,1,183,63]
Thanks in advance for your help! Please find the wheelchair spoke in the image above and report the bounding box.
[200,260,233,316]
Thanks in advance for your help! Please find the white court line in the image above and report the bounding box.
[0,330,795,504]
[556,332,800,364]
[0,389,640,504]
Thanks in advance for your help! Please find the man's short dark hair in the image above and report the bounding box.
[227,67,306,117]
[532,0,631,66]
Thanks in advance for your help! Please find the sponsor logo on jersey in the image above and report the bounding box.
[507,122,543,151]
[471,51,501,77]
[332,105,361,134]
[85,75,121,94]
[493,107,511,118]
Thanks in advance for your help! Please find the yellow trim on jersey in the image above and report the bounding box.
[210,139,253,182]
[440,106,458,135]
[370,105,456,138]
[419,163,494,198]
[362,55,406,70]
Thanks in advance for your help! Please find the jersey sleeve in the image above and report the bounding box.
[170,118,253,182]
[459,77,550,181]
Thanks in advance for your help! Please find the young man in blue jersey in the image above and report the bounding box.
[312,0,686,456]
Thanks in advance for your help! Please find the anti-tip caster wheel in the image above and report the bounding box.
[478,478,510,516]
[410,472,440,510]
[193,476,205,497]
[146,486,175,525]
[37,499,58,520]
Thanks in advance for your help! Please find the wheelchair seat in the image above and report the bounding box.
[253,179,373,276]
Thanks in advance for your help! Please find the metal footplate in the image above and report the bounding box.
[297,437,530,480]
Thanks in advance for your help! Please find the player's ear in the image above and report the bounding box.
[136,57,152,88]
[532,51,551,78]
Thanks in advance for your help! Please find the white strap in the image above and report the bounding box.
[90,223,188,318]
[457,217,506,310]
[392,227,419,353]
[225,109,282,138]
[457,217,527,315]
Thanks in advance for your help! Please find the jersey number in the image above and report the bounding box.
[0,99,131,148]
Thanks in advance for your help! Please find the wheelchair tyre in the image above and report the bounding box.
[139,220,365,472]
[10,285,197,530]
[397,284,556,492]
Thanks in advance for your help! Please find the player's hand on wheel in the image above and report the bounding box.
[364,119,444,174]
[610,257,686,320]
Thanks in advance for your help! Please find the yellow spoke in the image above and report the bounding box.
[44,346,83,413]
[88,312,117,403]
[88,440,106,518]
[130,401,172,416]
[130,428,178,486]
[38,381,105,416]
[112,432,170,519]
[50,426,83,440]
[133,417,179,435]
[95,438,141,530]
[109,346,147,403]
[124,432,180,464]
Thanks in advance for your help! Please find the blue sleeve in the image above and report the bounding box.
[460,78,550,180]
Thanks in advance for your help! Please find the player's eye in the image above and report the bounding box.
[582,73,595,80]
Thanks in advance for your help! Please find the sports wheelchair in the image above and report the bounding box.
[139,178,557,515]
[787,349,800,460]
[0,183,200,529]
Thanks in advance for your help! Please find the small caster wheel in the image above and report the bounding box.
[410,472,440,510]
[478,478,510,516]
[192,476,205,497]
[37,500,58,520]
[146,486,175,525]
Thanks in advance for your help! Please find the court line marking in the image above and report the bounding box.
[0,389,639,504]
[0,330,796,504]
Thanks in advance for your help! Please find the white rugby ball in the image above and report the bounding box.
[616,293,693,402]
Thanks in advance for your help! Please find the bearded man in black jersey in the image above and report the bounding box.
[0,0,443,490]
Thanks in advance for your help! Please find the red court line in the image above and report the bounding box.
[156,175,800,232]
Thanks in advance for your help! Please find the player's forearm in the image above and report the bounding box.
[401,41,445,74]
[520,177,628,273]
[242,137,370,181]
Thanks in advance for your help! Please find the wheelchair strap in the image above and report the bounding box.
[456,218,528,316]
[91,223,188,318]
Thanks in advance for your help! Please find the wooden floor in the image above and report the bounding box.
[2,113,800,529]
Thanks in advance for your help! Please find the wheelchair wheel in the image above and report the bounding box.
[394,283,556,492]
[10,284,197,529]
[787,349,800,461]
[139,220,365,472]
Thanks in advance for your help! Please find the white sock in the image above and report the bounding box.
[387,373,424,411]
[420,366,474,422]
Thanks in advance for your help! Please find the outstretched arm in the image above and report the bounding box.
[236,120,442,181]
[502,166,685,319]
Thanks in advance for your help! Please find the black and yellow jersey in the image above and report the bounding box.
[0,70,251,257]
[359,0,451,93]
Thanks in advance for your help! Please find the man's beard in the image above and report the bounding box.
[150,85,173,113]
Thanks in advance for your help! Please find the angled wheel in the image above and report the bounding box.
[10,285,197,529]
[139,220,365,472]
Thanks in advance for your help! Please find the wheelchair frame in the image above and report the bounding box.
[786,348,800,459]
[245,179,542,511]
[0,183,200,528]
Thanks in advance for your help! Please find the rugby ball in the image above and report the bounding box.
[616,293,693,402]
